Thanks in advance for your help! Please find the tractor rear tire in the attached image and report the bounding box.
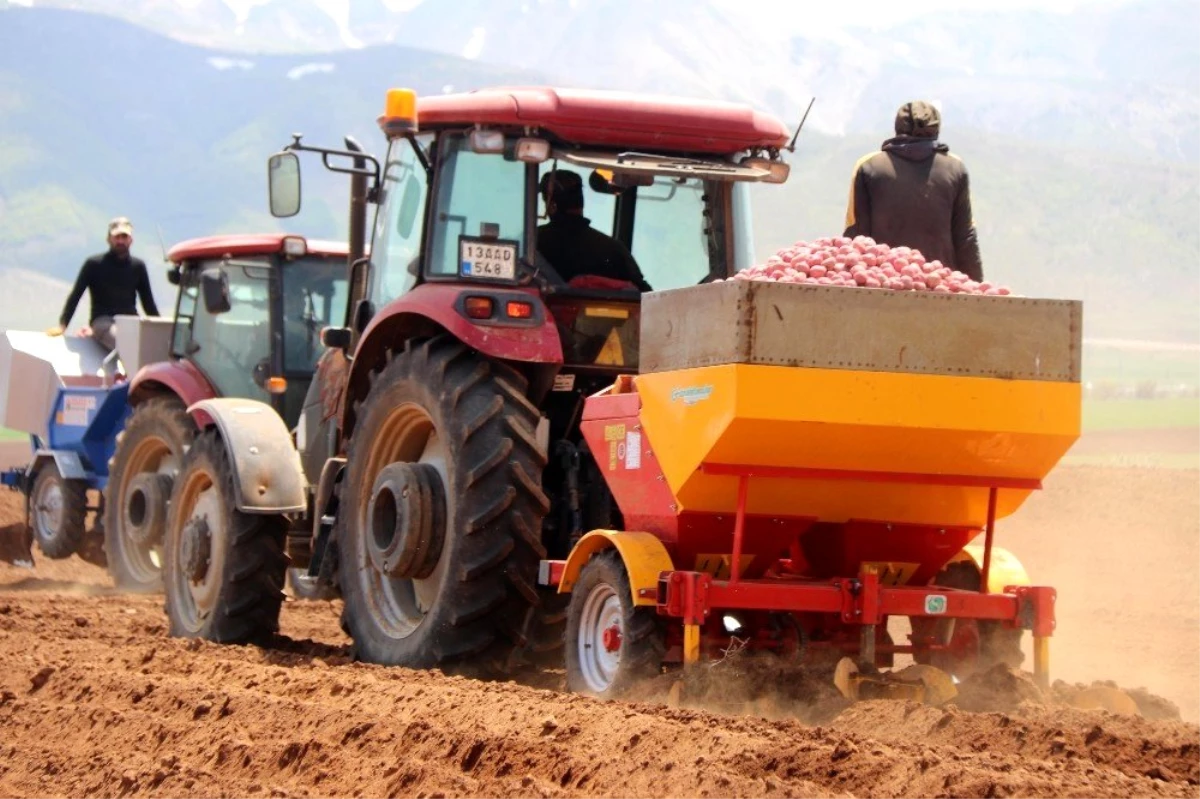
[337,335,549,673]
[105,396,195,592]
[163,430,288,643]
[915,561,1025,678]
[29,464,87,560]
[565,550,665,699]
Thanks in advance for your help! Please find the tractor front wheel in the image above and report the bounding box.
[29,464,87,559]
[163,430,288,643]
[105,397,195,592]
[565,550,665,699]
[337,335,549,673]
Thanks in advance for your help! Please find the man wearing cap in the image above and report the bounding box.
[536,169,652,292]
[46,217,160,352]
[843,101,983,281]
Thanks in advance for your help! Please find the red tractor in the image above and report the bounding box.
[158,86,793,663]
[104,233,349,596]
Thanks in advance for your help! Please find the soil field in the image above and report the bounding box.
[0,460,1197,798]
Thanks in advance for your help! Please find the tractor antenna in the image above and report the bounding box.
[786,97,816,153]
[155,223,168,264]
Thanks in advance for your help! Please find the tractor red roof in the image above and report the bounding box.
[414,87,791,155]
[166,234,349,263]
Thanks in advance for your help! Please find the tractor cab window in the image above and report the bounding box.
[427,134,526,277]
[537,152,729,293]
[282,256,350,373]
[186,260,272,402]
[371,134,432,307]
[630,176,712,290]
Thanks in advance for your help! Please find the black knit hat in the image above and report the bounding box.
[894,101,941,138]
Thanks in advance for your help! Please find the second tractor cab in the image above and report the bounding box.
[104,233,349,595]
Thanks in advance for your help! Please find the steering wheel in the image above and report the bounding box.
[518,251,569,293]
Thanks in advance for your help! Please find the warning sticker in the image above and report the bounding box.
[60,410,89,427]
[603,424,627,471]
[624,431,641,469]
[60,394,95,427]
[924,595,948,615]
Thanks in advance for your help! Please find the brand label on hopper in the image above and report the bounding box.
[670,385,713,406]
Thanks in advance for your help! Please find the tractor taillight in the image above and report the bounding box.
[505,301,533,319]
[266,377,288,395]
[464,296,494,319]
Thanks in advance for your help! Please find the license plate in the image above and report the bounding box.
[460,239,517,280]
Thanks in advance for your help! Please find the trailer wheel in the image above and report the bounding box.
[163,430,287,643]
[105,396,195,592]
[337,335,549,673]
[566,550,665,699]
[913,561,1025,678]
[29,464,87,559]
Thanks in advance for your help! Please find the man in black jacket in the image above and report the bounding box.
[47,217,160,351]
[536,169,652,292]
[844,101,983,281]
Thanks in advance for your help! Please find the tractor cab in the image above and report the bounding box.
[268,87,789,385]
[165,234,350,429]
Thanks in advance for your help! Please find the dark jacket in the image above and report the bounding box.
[843,136,983,281]
[59,250,160,327]
[536,214,652,291]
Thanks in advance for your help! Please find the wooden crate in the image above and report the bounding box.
[639,281,1082,382]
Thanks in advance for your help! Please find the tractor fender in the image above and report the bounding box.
[130,360,217,425]
[28,449,88,482]
[559,530,674,607]
[948,545,1031,594]
[343,283,563,435]
[187,398,306,514]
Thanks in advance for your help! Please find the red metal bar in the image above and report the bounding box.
[980,486,998,594]
[700,462,1042,491]
[660,573,1024,623]
[730,475,749,583]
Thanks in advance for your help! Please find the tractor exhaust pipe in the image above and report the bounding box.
[344,135,369,270]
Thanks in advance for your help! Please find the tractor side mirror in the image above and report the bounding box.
[268,151,302,218]
[167,266,181,286]
[200,268,232,315]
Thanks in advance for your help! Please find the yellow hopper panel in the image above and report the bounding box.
[635,364,1080,528]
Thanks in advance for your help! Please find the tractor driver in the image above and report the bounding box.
[536,169,652,292]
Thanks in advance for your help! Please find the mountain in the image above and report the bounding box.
[0,3,1196,347]
[20,0,1200,163]
[0,5,546,321]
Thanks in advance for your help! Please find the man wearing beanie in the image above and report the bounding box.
[843,101,983,281]
[47,216,161,352]
[536,169,652,292]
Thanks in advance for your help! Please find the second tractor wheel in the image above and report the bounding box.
[104,396,195,592]
[29,464,88,559]
[163,430,288,643]
[565,550,665,699]
[337,335,549,673]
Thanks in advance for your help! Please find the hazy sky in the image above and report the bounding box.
[711,0,1133,27]
[213,0,1138,31]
